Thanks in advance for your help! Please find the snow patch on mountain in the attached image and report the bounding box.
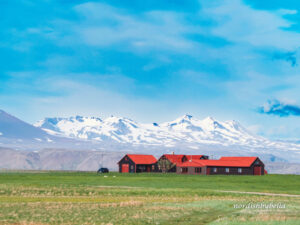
[35,114,273,148]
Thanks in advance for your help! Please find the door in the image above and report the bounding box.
[254,166,261,175]
[147,166,151,172]
[206,167,210,175]
[122,164,129,173]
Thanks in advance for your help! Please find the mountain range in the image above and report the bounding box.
[34,114,266,147]
[1,109,300,172]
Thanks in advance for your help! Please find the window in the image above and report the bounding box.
[195,167,202,173]
[225,168,229,173]
[152,165,155,170]
[182,167,188,173]
[238,168,242,173]
[140,166,145,170]
[213,168,217,173]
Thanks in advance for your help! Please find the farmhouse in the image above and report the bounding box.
[176,157,265,175]
[118,154,157,173]
[157,154,208,173]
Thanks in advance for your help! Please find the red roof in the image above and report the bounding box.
[185,155,205,161]
[178,160,204,167]
[219,157,258,166]
[126,154,157,164]
[162,154,185,164]
[178,157,258,168]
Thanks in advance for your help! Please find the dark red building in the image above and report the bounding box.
[176,157,265,175]
[118,154,157,173]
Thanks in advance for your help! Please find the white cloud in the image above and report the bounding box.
[70,2,199,52]
[39,0,300,59]
[200,0,300,50]
[277,9,297,15]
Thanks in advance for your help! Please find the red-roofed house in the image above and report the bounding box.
[157,154,208,173]
[157,154,186,172]
[118,154,157,173]
[176,157,265,175]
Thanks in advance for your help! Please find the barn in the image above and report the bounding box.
[157,154,208,173]
[176,157,265,175]
[118,154,157,173]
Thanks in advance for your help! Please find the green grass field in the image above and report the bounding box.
[0,172,299,224]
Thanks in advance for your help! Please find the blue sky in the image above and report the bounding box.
[2,0,300,140]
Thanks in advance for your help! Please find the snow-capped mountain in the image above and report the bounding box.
[34,113,300,164]
[34,114,268,147]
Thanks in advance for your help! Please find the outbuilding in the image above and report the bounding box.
[176,157,265,175]
[118,154,157,173]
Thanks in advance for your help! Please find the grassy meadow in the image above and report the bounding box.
[0,171,299,224]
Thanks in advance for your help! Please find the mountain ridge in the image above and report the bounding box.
[34,113,267,147]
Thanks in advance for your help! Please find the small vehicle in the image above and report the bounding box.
[97,168,109,173]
